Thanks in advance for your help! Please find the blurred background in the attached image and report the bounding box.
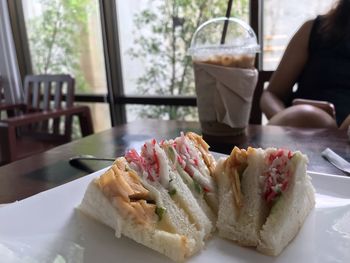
[3,0,335,133]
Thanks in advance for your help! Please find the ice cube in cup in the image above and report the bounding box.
[196,54,256,69]
[188,17,260,69]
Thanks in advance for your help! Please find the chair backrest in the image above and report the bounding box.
[0,76,5,104]
[249,70,273,124]
[22,74,75,139]
[0,77,4,120]
[24,74,75,111]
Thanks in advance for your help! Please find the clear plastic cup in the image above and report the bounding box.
[188,17,260,69]
[188,17,260,136]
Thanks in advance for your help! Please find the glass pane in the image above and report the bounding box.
[263,0,335,70]
[117,0,249,120]
[126,104,198,123]
[22,0,110,133]
[76,102,111,133]
[22,0,107,95]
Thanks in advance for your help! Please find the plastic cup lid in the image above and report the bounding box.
[188,17,260,57]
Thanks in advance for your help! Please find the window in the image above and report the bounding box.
[262,0,334,70]
[21,0,110,131]
[115,0,249,121]
[9,1,337,128]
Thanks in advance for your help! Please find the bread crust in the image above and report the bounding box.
[79,147,316,259]
[79,180,198,262]
[257,152,315,256]
[215,149,315,256]
[216,149,268,246]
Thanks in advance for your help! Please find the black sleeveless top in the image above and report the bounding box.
[291,16,350,125]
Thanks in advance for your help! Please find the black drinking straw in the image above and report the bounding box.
[220,0,234,44]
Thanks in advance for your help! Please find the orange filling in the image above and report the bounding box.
[186,132,216,175]
[224,147,254,210]
[97,158,157,225]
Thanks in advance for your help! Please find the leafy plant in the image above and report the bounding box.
[129,0,249,120]
[25,0,95,138]
[26,0,93,93]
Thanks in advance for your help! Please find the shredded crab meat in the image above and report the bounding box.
[173,132,215,192]
[186,132,216,174]
[125,139,170,188]
[262,149,294,203]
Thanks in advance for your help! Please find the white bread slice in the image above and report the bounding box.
[162,140,217,228]
[216,148,268,246]
[163,144,216,228]
[257,152,315,256]
[122,145,207,252]
[167,169,213,238]
[78,181,196,262]
[141,178,205,251]
[185,132,219,214]
[176,166,217,226]
[137,142,213,240]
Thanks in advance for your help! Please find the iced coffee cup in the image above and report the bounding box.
[188,17,260,136]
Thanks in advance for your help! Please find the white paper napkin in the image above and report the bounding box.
[193,62,258,128]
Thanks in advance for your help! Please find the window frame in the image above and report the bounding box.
[8,0,263,126]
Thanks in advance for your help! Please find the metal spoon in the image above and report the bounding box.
[321,148,350,175]
[69,155,115,173]
[69,155,115,163]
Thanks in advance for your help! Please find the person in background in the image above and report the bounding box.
[260,0,350,130]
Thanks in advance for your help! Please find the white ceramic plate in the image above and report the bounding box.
[0,166,350,262]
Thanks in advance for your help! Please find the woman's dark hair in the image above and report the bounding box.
[320,0,350,42]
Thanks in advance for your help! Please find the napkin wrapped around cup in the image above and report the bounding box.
[193,62,258,132]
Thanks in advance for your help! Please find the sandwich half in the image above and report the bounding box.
[257,148,315,256]
[215,147,315,256]
[215,147,267,246]
[79,157,203,262]
[161,132,217,225]
[125,139,213,239]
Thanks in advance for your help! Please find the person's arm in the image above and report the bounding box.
[339,114,350,130]
[260,20,314,119]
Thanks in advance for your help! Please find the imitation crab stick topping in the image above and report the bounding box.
[172,133,215,193]
[125,140,171,188]
[261,149,294,203]
[186,132,216,175]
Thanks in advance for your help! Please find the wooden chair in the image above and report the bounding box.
[0,77,14,120]
[0,76,4,103]
[0,74,94,165]
[249,70,273,124]
[0,77,4,118]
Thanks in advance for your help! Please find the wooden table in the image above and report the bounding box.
[0,119,349,204]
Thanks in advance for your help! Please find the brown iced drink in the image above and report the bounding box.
[194,54,255,69]
[189,17,260,136]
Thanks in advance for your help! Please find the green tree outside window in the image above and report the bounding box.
[26,0,93,93]
[128,0,249,120]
